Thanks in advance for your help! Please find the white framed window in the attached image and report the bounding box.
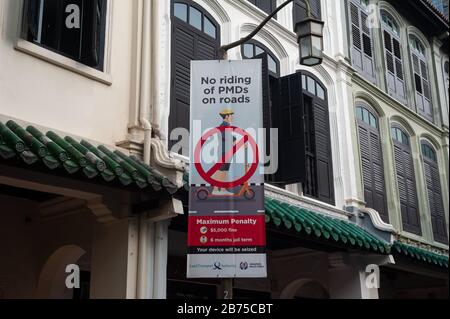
[381,11,406,103]
[409,35,433,122]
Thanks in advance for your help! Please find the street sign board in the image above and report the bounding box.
[187,60,267,278]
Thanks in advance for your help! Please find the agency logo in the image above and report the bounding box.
[239,262,249,270]
[213,262,223,270]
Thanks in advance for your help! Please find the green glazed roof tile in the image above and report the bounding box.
[0,120,178,195]
[393,241,448,268]
[265,197,389,254]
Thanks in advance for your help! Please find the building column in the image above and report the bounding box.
[329,266,379,299]
[328,253,391,299]
[89,218,139,299]
[136,198,182,299]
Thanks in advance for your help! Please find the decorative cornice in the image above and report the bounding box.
[117,137,186,172]
[151,139,186,172]
[359,207,396,233]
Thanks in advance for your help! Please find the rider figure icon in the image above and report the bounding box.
[212,108,237,196]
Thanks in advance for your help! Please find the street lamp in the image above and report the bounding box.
[296,17,325,66]
[219,0,324,67]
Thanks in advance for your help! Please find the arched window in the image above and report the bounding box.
[348,0,375,83]
[241,40,280,77]
[421,141,448,244]
[300,72,334,205]
[173,2,218,39]
[170,0,221,154]
[381,11,406,103]
[241,40,280,172]
[391,125,421,235]
[409,35,433,122]
[356,104,388,222]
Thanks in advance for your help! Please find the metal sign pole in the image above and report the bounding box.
[218,49,233,300]
[219,278,234,299]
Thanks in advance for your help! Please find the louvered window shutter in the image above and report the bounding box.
[422,148,448,244]
[357,109,388,222]
[393,134,421,235]
[412,52,433,122]
[313,99,334,205]
[253,53,275,182]
[349,1,375,83]
[383,31,406,102]
[272,73,307,184]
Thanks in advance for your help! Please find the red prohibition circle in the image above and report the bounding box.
[194,126,259,189]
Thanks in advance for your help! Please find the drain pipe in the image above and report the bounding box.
[150,0,170,300]
[137,0,155,300]
[140,0,153,164]
[151,0,161,137]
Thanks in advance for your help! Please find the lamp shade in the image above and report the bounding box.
[295,18,325,66]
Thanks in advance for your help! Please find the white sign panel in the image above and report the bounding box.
[187,60,267,279]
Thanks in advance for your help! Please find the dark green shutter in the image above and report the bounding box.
[313,98,334,205]
[393,138,421,235]
[357,111,388,222]
[253,53,274,182]
[423,154,448,244]
[271,73,306,184]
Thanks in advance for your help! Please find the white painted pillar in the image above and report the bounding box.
[329,266,379,299]
[153,220,170,299]
[136,218,170,299]
[90,218,139,299]
[137,217,155,299]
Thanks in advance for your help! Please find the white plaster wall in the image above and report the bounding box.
[0,0,133,146]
